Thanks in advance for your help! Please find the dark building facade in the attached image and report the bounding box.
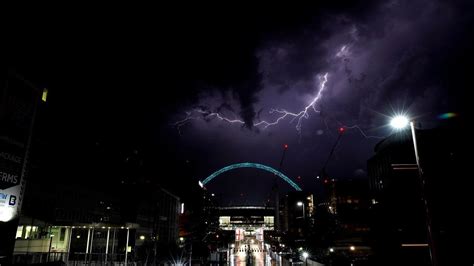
[367,123,470,265]
[13,180,180,264]
[279,191,314,246]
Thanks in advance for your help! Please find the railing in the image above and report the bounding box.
[12,252,133,265]
[12,252,67,264]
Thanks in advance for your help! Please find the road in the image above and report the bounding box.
[229,238,274,266]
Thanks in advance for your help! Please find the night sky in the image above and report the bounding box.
[8,1,471,205]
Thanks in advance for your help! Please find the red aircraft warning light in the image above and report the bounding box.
[284,144,289,149]
[338,127,346,133]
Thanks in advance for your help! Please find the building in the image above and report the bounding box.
[280,192,314,239]
[367,122,469,265]
[12,181,180,264]
[218,206,274,233]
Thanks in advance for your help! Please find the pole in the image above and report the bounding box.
[274,144,288,233]
[85,228,90,263]
[105,227,110,264]
[17,81,40,218]
[89,228,94,254]
[111,228,116,261]
[302,204,305,219]
[125,228,129,265]
[26,218,34,255]
[322,130,344,172]
[410,121,437,266]
[66,227,73,263]
[48,235,53,262]
[189,243,192,265]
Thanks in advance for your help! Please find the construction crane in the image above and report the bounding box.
[318,127,346,182]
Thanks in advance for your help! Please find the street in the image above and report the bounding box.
[229,238,274,266]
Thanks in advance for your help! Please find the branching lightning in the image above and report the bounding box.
[341,125,384,139]
[174,73,329,132]
[174,65,384,139]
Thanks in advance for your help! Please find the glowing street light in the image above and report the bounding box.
[302,252,309,265]
[390,115,409,129]
[297,201,305,218]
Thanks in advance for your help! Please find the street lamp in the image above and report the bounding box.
[390,115,437,266]
[390,115,409,129]
[48,234,54,262]
[297,201,305,218]
[302,252,309,266]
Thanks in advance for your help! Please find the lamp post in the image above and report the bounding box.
[390,116,437,266]
[48,234,54,262]
[297,202,305,219]
[302,252,309,266]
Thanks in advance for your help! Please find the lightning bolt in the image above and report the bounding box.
[342,125,384,139]
[174,72,384,139]
[174,73,329,132]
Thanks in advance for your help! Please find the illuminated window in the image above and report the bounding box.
[60,228,66,241]
[25,226,32,239]
[219,216,231,226]
[42,88,48,102]
[264,216,274,226]
[16,226,24,239]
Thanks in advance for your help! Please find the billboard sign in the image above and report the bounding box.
[0,75,36,222]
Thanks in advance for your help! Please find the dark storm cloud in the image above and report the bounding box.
[176,0,471,175]
[254,0,471,131]
[168,0,473,204]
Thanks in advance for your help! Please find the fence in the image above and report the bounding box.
[12,252,132,265]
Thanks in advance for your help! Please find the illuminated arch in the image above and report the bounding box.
[199,162,302,191]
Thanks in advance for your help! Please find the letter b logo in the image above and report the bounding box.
[9,195,16,206]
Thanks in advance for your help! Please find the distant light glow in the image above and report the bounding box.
[198,180,204,188]
[401,243,428,247]
[390,115,409,129]
[302,252,309,259]
[0,208,14,222]
[181,203,184,214]
[139,235,145,240]
[329,248,334,252]
[350,246,355,251]
[438,112,458,119]
[297,201,303,206]
[42,88,48,102]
